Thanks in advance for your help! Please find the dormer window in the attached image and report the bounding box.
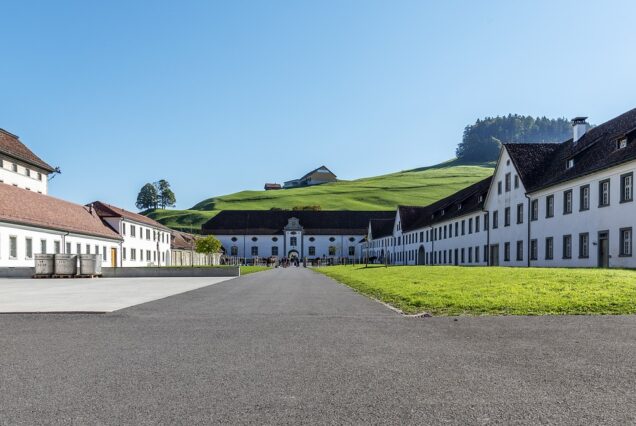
[457,203,462,211]
[478,195,484,203]
[441,209,445,216]
[566,159,575,170]
[618,138,628,150]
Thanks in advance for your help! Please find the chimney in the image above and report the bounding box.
[572,117,589,145]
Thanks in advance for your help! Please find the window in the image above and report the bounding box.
[308,246,316,256]
[580,185,590,211]
[618,138,628,150]
[461,248,465,263]
[505,173,511,192]
[454,222,459,237]
[146,250,151,261]
[38,172,42,180]
[12,163,18,172]
[131,249,137,260]
[271,246,279,256]
[468,247,473,263]
[26,168,31,177]
[504,207,510,227]
[545,237,554,260]
[621,173,633,203]
[484,213,489,230]
[86,244,90,254]
[516,240,523,261]
[41,240,48,254]
[123,247,127,260]
[563,235,572,259]
[328,246,336,256]
[76,243,81,254]
[348,247,355,256]
[566,158,574,169]
[54,241,61,254]
[146,229,151,240]
[546,195,554,218]
[492,211,499,229]
[290,237,297,246]
[461,220,465,235]
[530,239,538,260]
[497,181,502,195]
[103,246,107,261]
[579,233,589,258]
[563,190,573,214]
[475,246,480,263]
[248,246,258,257]
[230,246,238,256]
[153,252,157,262]
[25,238,33,259]
[531,199,538,221]
[131,226,136,237]
[484,245,489,263]
[599,179,610,207]
[66,242,71,254]
[516,203,524,224]
[9,236,17,259]
[475,216,480,233]
[122,224,126,235]
[468,218,473,234]
[504,242,510,261]
[620,228,632,257]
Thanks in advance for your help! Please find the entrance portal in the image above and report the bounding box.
[288,250,299,260]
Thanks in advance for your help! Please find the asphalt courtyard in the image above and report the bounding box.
[1,268,635,425]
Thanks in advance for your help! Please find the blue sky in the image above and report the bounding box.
[1,0,635,210]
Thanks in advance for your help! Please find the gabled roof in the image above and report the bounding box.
[0,183,121,240]
[505,108,636,192]
[89,201,171,231]
[400,176,492,232]
[202,210,394,235]
[0,129,55,172]
[369,218,395,239]
[300,165,336,180]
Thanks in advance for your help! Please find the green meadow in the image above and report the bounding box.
[314,266,636,316]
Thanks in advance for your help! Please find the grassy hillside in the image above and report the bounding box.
[146,160,494,232]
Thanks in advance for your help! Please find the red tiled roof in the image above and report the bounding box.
[0,183,122,240]
[171,230,197,250]
[0,129,55,173]
[89,201,171,231]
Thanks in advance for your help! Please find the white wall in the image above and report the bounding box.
[484,148,530,266]
[0,222,120,268]
[528,161,636,268]
[216,233,363,259]
[117,218,172,267]
[0,157,48,194]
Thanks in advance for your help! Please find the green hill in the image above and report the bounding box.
[146,159,494,232]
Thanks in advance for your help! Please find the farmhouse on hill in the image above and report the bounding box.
[283,166,337,189]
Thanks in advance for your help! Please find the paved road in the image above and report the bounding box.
[1,268,635,425]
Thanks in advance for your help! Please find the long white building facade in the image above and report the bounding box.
[365,107,636,269]
[202,210,394,261]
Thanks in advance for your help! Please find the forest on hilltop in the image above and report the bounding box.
[456,115,572,162]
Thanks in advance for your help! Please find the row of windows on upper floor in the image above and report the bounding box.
[228,245,356,257]
[497,172,520,195]
[0,159,45,181]
[122,223,170,243]
[122,247,168,263]
[4,236,111,260]
[374,172,635,243]
[228,236,358,243]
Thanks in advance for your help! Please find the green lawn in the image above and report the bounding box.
[313,266,636,316]
[145,160,494,231]
[240,266,271,275]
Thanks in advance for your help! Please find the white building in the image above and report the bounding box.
[202,210,394,261]
[90,201,172,267]
[365,107,636,269]
[0,128,55,194]
[0,128,172,270]
[0,183,122,268]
